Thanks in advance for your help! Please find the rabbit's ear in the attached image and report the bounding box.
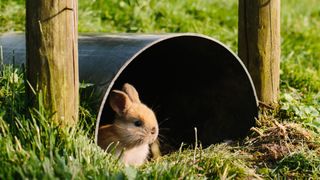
[122,83,141,103]
[109,90,132,115]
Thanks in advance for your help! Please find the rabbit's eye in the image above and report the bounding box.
[134,120,143,127]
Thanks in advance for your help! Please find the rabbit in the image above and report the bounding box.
[97,83,159,166]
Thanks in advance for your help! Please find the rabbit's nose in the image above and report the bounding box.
[151,127,156,135]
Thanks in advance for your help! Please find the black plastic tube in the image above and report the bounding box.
[1,33,258,151]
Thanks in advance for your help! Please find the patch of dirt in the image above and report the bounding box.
[243,114,320,164]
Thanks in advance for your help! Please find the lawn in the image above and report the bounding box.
[0,0,320,179]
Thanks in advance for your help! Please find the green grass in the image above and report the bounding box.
[279,0,320,128]
[0,65,260,179]
[0,65,119,178]
[78,0,239,49]
[1,0,320,178]
[0,0,25,32]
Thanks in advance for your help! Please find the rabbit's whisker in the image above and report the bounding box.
[157,136,168,143]
[158,118,170,126]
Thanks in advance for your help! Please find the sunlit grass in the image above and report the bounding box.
[0,0,320,178]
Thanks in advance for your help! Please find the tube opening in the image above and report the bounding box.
[98,36,257,154]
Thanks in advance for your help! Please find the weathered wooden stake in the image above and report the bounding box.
[238,0,280,106]
[26,0,79,126]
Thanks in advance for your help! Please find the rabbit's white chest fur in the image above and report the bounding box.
[121,144,149,166]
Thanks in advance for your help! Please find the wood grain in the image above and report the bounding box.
[26,0,79,126]
[238,0,280,106]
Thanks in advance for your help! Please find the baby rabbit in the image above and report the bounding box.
[98,83,159,166]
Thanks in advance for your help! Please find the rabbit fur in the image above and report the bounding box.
[98,83,159,166]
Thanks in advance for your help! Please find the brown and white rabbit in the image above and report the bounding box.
[98,83,159,166]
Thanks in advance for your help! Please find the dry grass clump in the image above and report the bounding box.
[244,113,320,164]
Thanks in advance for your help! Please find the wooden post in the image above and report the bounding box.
[26,0,79,126]
[238,0,280,106]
